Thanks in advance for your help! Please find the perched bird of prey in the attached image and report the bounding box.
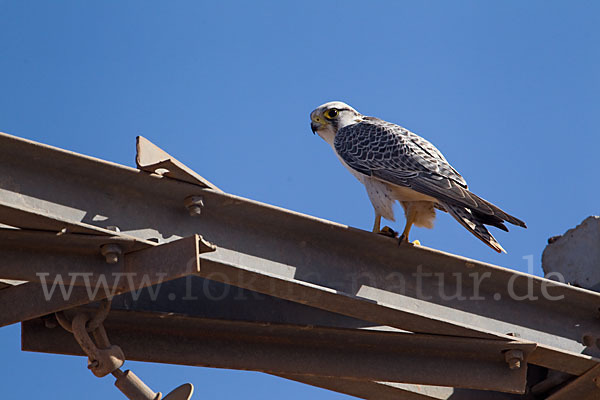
[310,101,526,253]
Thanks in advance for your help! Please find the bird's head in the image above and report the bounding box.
[310,101,363,145]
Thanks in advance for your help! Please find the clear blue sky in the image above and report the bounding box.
[1,1,599,398]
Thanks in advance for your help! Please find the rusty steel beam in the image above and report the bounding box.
[21,310,535,393]
[0,229,152,284]
[0,234,213,326]
[109,276,374,333]
[278,375,536,400]
[278,376,455,400]
[0,229,213,285]
[194,255,596,377]
[0,200,149,236]
[23,281,535,399]
[1,131,599,376]
[277,376,453,400]
[545,364,600,400]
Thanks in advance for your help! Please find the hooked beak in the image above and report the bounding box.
[310,111,324,135]
[310,121,320,134]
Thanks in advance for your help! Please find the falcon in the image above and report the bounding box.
[310,101,526,253]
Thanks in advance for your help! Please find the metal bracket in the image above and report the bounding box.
[546,364,600,400]
[136,136,221,192]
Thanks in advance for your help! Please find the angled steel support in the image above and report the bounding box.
[546,364,600,400]
[194,253,595,376]
[0,234,213,326]
[0,229,153,284]
[0,201,146,236]
[2,131,600,389]
[0,228,213,284]
[278,376,455,400]
[278,375,534,400]
[136,136,222,191]
[21,310,535,393]
[22,275,550,398]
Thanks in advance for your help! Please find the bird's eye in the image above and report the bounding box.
[324,108,339,119]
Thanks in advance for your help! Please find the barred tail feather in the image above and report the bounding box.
[444,202,506,253]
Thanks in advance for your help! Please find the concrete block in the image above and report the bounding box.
[542,216,600,291]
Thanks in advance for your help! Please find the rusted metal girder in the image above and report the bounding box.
[1,133,598,356]
[194,254,596,377]
[278,376,535,400]
[278,376,454,400]
[2,131,599,396]
[0,233,214,327]
[545,364,600,400]
[0,229,152,283]
[22,310,535,394]
[0,227,213,285]
[26,275,549,398]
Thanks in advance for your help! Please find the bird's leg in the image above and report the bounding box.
[373,213,398,237]
[372,214,381,233]
[399,204,417,245]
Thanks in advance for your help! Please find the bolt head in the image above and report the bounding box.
[188,205,202,216]
[508,359,521,370]
[504,349,524,370]
[184,196,204,217]
[100,244,122,264]
[105,253,119,264]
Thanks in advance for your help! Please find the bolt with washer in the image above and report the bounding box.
[184,196,204,216]
[100,244,122,264]
[504,349,524,370]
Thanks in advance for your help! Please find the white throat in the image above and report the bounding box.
[317,128,336,146]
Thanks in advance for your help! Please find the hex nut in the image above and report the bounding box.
[184,196,204,217]
[504,349,524,370]
[100,244,122,264]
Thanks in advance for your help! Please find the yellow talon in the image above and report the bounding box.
[412,240,421,246]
